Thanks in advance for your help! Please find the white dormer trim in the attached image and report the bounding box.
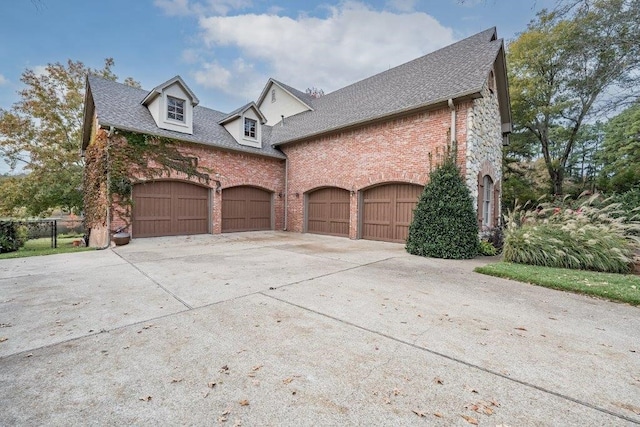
[141,75,198,135]
[219,102,266,148]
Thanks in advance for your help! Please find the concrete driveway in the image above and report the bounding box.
[1,232,639,426]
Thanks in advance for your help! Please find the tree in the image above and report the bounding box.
[597,101,640,192]
[0,59,138,216]
[406,156,479,259]
[508,0,640,195]
[305,87,324,98]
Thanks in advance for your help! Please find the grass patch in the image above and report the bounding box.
[0,237,93,260]
[475,262,640,305]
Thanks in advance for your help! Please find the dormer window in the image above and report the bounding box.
[244,118,257,139]
[167,96,185,122]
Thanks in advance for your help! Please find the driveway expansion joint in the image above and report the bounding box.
[260,292,640,425]
[111,249,193,310]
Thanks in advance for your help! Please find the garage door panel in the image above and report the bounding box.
[363,183,422,243]
[133,181,209,238]
[307,187,350,237]
[221,186,272,233]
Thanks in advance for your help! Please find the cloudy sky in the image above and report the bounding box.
[0,0,555,174]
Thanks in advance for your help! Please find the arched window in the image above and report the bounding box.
[482,175,494,226]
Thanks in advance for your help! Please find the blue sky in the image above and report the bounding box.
[0,0,554,174]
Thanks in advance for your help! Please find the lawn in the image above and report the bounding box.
[475,262,640,306]
[0,235,93,260]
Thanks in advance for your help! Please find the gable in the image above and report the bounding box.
[256,80,313,125]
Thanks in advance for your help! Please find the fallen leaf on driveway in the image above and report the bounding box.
[252,364,263,371]
[464,385,478,394]
[392,388,401,396]
[239,399,249,406]
[412,409,426,417]
[434,377,444,385]
[283,377,294,384]
[142,324,153,329]
[170,378,183,383]
[514,327,527,331]
[433,412,443,418]
[139,395,152,402]
[0,337,7,342]
[208,382,217,388]
[202,390,210,398]
[461,414,478,425]
[219,365,230,374]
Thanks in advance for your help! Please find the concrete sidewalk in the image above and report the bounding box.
[1,232,639,425]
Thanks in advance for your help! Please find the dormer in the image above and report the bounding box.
[218,102,266,148]
[256,78,314,125]
[141,76,199,134]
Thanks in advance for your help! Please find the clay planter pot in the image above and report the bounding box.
[112,232,131,246]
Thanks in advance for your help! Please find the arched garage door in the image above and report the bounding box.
[132,181,210,238]
[222,186,272,232]
[362,183,423,243]
[306,187,350,237]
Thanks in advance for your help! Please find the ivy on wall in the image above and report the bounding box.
[83,128,212,233]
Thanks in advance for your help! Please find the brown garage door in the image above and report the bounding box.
[222,186,272,232]
[307,187,350,237]
[132,181,209,238]
[362,183,423,243]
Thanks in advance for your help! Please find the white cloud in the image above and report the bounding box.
[385,0,417,12]
[193,62,233,89]
[196,1,455,98]
[0,74,7,85]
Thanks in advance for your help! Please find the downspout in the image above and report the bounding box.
[97,126,115,250]
[448,98,456,152]
[283,156,288,231]
[282,115,288,231]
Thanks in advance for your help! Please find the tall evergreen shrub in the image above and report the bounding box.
[406,157,479,259]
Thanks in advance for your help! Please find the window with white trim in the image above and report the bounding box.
[244,117,257,139]
[483,175,493,226]
[167,96,185,122]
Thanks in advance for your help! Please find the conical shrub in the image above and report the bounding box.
[406,157,479,259]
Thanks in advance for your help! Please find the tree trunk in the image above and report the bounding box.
[551,168,564,195]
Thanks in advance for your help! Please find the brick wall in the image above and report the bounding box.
[110,137,286,235]
[281,104,471,238]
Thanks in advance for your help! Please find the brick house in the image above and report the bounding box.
[81,27,511,246]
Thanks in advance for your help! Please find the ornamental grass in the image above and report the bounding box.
[504,194,640,273]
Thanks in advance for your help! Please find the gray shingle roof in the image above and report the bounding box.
[86,75,285,159]
[86,28,504,155]
[269,27,503,146]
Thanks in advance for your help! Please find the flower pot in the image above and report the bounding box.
[112,232,131,246]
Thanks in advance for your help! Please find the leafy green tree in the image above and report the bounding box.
[406,157,479,259]
[0,59,138,216]
[597,101,640,193]
[508,0,640,196]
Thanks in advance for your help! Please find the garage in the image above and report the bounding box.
[362,183,423,243]
[132,181,210,238]
[306,187,350,237]
[222,186,272,232]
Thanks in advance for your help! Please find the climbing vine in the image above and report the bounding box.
[83,128,212,233]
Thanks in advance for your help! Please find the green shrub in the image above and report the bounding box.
[0,221,27,254]
[406,157,479,259]
[479,240,498,256]
[504,194,640,273]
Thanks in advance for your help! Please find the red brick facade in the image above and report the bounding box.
[110,140,285,236]
[101,102,475,242]
[281,104,470,238]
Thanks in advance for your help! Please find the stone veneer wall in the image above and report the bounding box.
[465,80,503,212]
